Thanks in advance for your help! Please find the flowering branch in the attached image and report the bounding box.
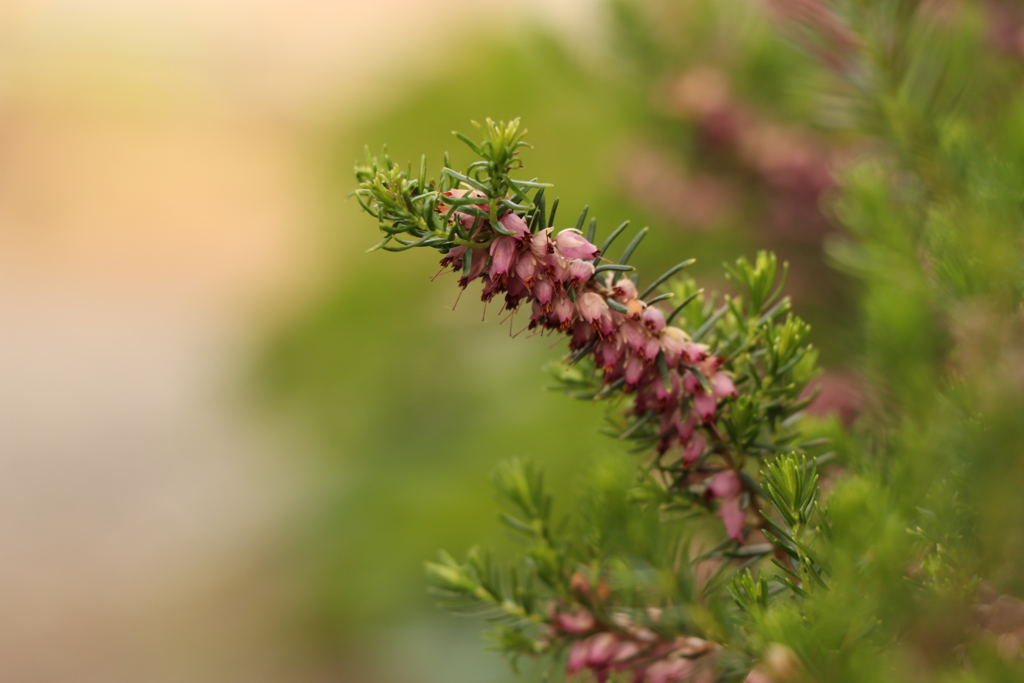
[354,119,819,544]
[353,120,825,682]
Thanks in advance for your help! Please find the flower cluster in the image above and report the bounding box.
[436,190,744,537]
[663,66,837,240]
[546,575,719,683]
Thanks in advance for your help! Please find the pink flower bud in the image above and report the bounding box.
[535,278,554,306]
[568,640,590,674]
[505,277,528,309]
[577,292,609,325]
[711,372,737,399]
[719,497,745,541]
[555,608,595,635]
[645,658,693,683]
[587,633,620,667]
[481,276,502,302]
[498,212,530,239]
[528,300,545,330]
[547,253,570,282]
[697,355,723,375]
[622,321,647,353]
[440,245,467,270]
[677,411,696,442]
[515,253,538,285]
[682,342,710,364]
[709,469,741,498]
[570,321,594,350]
[642,337,661,362]
[614,278,639,300]
[553,292,576,330]
[660,327,690,366]
[596,308,617,337]
[642,307,666,333]
[655,371,679,405]
[597,340,621,371]
[694,391,717,421]
[625,355,645,387]
[531,228,553,260]
[682,433,705,466]
[489,236,517,278]
[458,247,488,288]
[554,228,600,260]
[612,640,642,666]
[566,259,596,287]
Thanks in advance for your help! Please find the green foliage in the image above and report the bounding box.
[262,1,1024,680]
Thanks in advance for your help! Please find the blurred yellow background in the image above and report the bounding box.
[0,1,596,680]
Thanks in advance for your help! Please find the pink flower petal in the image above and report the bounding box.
[709,470,742,498]
[719,496,745,541]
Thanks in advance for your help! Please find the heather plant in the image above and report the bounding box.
[354,119,825,681]
[338,2,1024,682]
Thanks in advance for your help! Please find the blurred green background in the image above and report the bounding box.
[0,0,890,680]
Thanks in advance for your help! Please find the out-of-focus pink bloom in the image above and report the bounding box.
[682,342,709,364]
[504,277,528,309]
[528,300,545,330]
[498,212,530,238]
[699,357,724,376]
[622,321,648,353]
[612,640,641,666]
[661,327,691,366]
[515,253,538,285]
[566,259,596,287]
[719,498,745,541]
[440,245,467,270]
[683,371,700,394]
[655,372,679,405]
[554,608,595,635]
[568,640,590,674]
[531,228,553,260]
[682,433,705,466]
[595,308,617,337]
[645,657,694,683]
[490,236,517,278]
[612,278,639,300]
[643,307,666,333]
[578,292,609,325]
[641,337,661,361]
[535,279,554,306]
[625,356,645,387]
[802,372,863,425]
[553,293,576,330]
[481,276,502,302]
[708,470,744,540]
[586,633,620,667]
[677,411,696,442]
[547,253,571,283]
[555,229,600,260]
[458,247,488,287]
[694,391,717,422]
[570,321,593,350]
[711,373,737,399]
[709,470,741,498]
[597,340,621,372]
